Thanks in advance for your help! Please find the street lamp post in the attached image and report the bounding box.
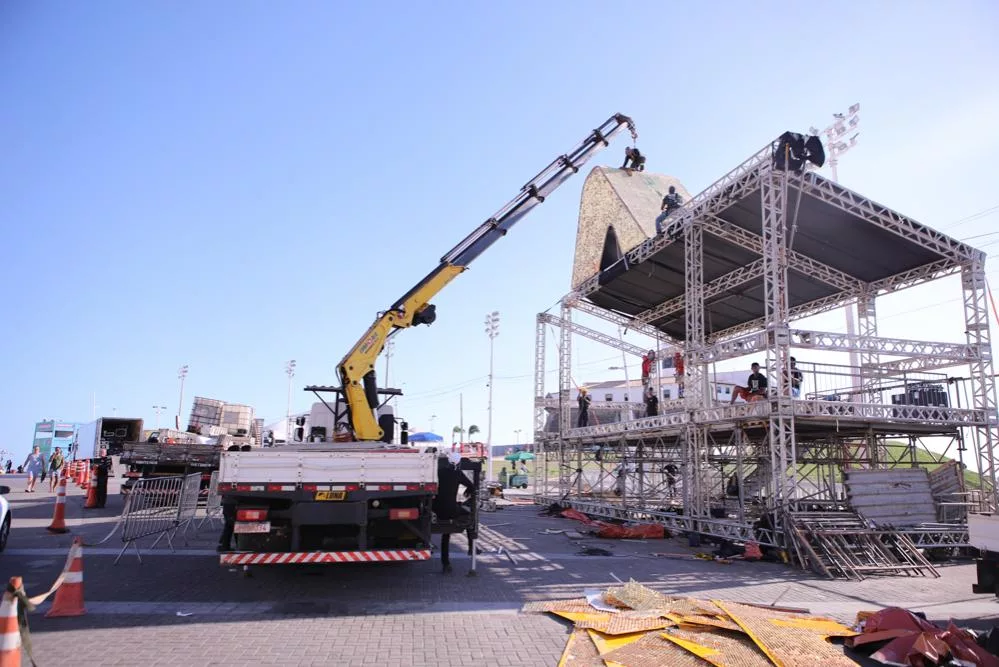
[430,414,437,433]
[811,104,861,399]
[177,365,189,427]
[514,429,522,444]
[286,359,297,441]
[152,405,167,430]
[484,311,500,481]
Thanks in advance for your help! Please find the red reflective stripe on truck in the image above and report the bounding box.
[218,550,432,566]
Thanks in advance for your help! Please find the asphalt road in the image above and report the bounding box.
[2,474,998,666]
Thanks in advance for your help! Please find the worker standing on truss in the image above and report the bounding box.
[655,186,684,236]
[577,388,592,427]
[641,350,656,389]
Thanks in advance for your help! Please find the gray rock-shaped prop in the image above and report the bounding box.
[570,167,691,290]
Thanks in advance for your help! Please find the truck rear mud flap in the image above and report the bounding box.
[219,549,432,566]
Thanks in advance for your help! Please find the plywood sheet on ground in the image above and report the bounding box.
[603,632,712,667]
[663,628,772,667]
[522,598,594,614]
[575,611,672,635]
[557,629,604,667]
[716,600,856,666]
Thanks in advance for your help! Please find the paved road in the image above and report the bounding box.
[2,477,998,666]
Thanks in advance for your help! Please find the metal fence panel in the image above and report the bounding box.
[121,475,185,543]
[177,472,201,524]
[196,470,223,531]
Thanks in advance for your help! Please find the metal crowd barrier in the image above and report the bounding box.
[115,473,201,564]
[195,470,223,532]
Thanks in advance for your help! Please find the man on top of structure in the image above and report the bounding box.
[788,357,803,397]
[730,362,768,404]
[622,146,646,171]
[644,387,659,417]
[656,186,684,236]
[577,388,592,427]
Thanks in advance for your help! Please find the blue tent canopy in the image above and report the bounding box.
[408,431,444,442]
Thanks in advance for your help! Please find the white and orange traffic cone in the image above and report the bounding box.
[46,475,70,534]
[83,465,98,510]
[0,577,22,667]
[46,537,85,617]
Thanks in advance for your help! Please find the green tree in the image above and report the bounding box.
[468,425,480,441]
[452,425,464,443]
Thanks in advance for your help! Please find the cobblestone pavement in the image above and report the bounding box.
[3,479,999,666]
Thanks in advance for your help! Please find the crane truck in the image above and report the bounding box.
[216,113,639,568]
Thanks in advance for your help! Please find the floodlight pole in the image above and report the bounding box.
[485,311,500,481]
[816,104,861,401]
[286,359,297,441]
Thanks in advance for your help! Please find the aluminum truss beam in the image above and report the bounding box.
[962,260,999,506]
[570,143,772,301]
[786,330,973,361]
[567,297,681,345]
[558,300,573,436]
[533,315,548,438]
[857,292,881,404]
[703,217,862,293]
[799,174,979,264]
[761,164,798,510]
[539,313,648,357]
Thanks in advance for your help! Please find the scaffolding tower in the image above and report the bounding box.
[532,134,998,569]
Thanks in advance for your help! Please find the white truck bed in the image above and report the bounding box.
[969,512,999,553]
[219,444,438,485]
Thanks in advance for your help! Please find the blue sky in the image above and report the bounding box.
[2,2,998,459]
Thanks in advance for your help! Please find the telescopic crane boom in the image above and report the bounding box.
[338,113,639,441]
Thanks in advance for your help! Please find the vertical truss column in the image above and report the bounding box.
[558,300,573,435]
[557,301,574,500]
[533,315,548,440]
[683,212,709,521]
[962,260,999,507]
[760,166,798,513]
[857,292,881,404]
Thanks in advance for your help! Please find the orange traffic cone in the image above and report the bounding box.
[0,577,22,667]
[46,538,85,617]
[83,465,98,509]
[46,475,70,534]
[79,462,90,489]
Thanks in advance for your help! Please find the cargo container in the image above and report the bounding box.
[74,417,144,459]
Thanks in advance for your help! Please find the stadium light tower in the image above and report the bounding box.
[152,405,167,430]
[811,104,862,399]
[809,103,860,183]
[285,359,297,440]
[177,365,189,424]
[484,311,500,481]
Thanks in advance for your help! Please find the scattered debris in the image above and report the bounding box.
[559,508,668,540]
[526,582,999,665]
[522,580,861,666]
[578,547,614,557]
[846,607,999,666]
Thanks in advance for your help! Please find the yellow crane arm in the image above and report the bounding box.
[337,113,638,441]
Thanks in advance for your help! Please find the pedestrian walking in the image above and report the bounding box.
[23,446,45,493]
[48,446,65,492]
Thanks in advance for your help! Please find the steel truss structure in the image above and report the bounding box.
[533,134,999,558]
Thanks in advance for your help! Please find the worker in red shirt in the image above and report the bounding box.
[641,350,656,388]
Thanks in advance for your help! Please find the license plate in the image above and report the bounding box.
[314,491,347,501]
[233,521,271,534]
